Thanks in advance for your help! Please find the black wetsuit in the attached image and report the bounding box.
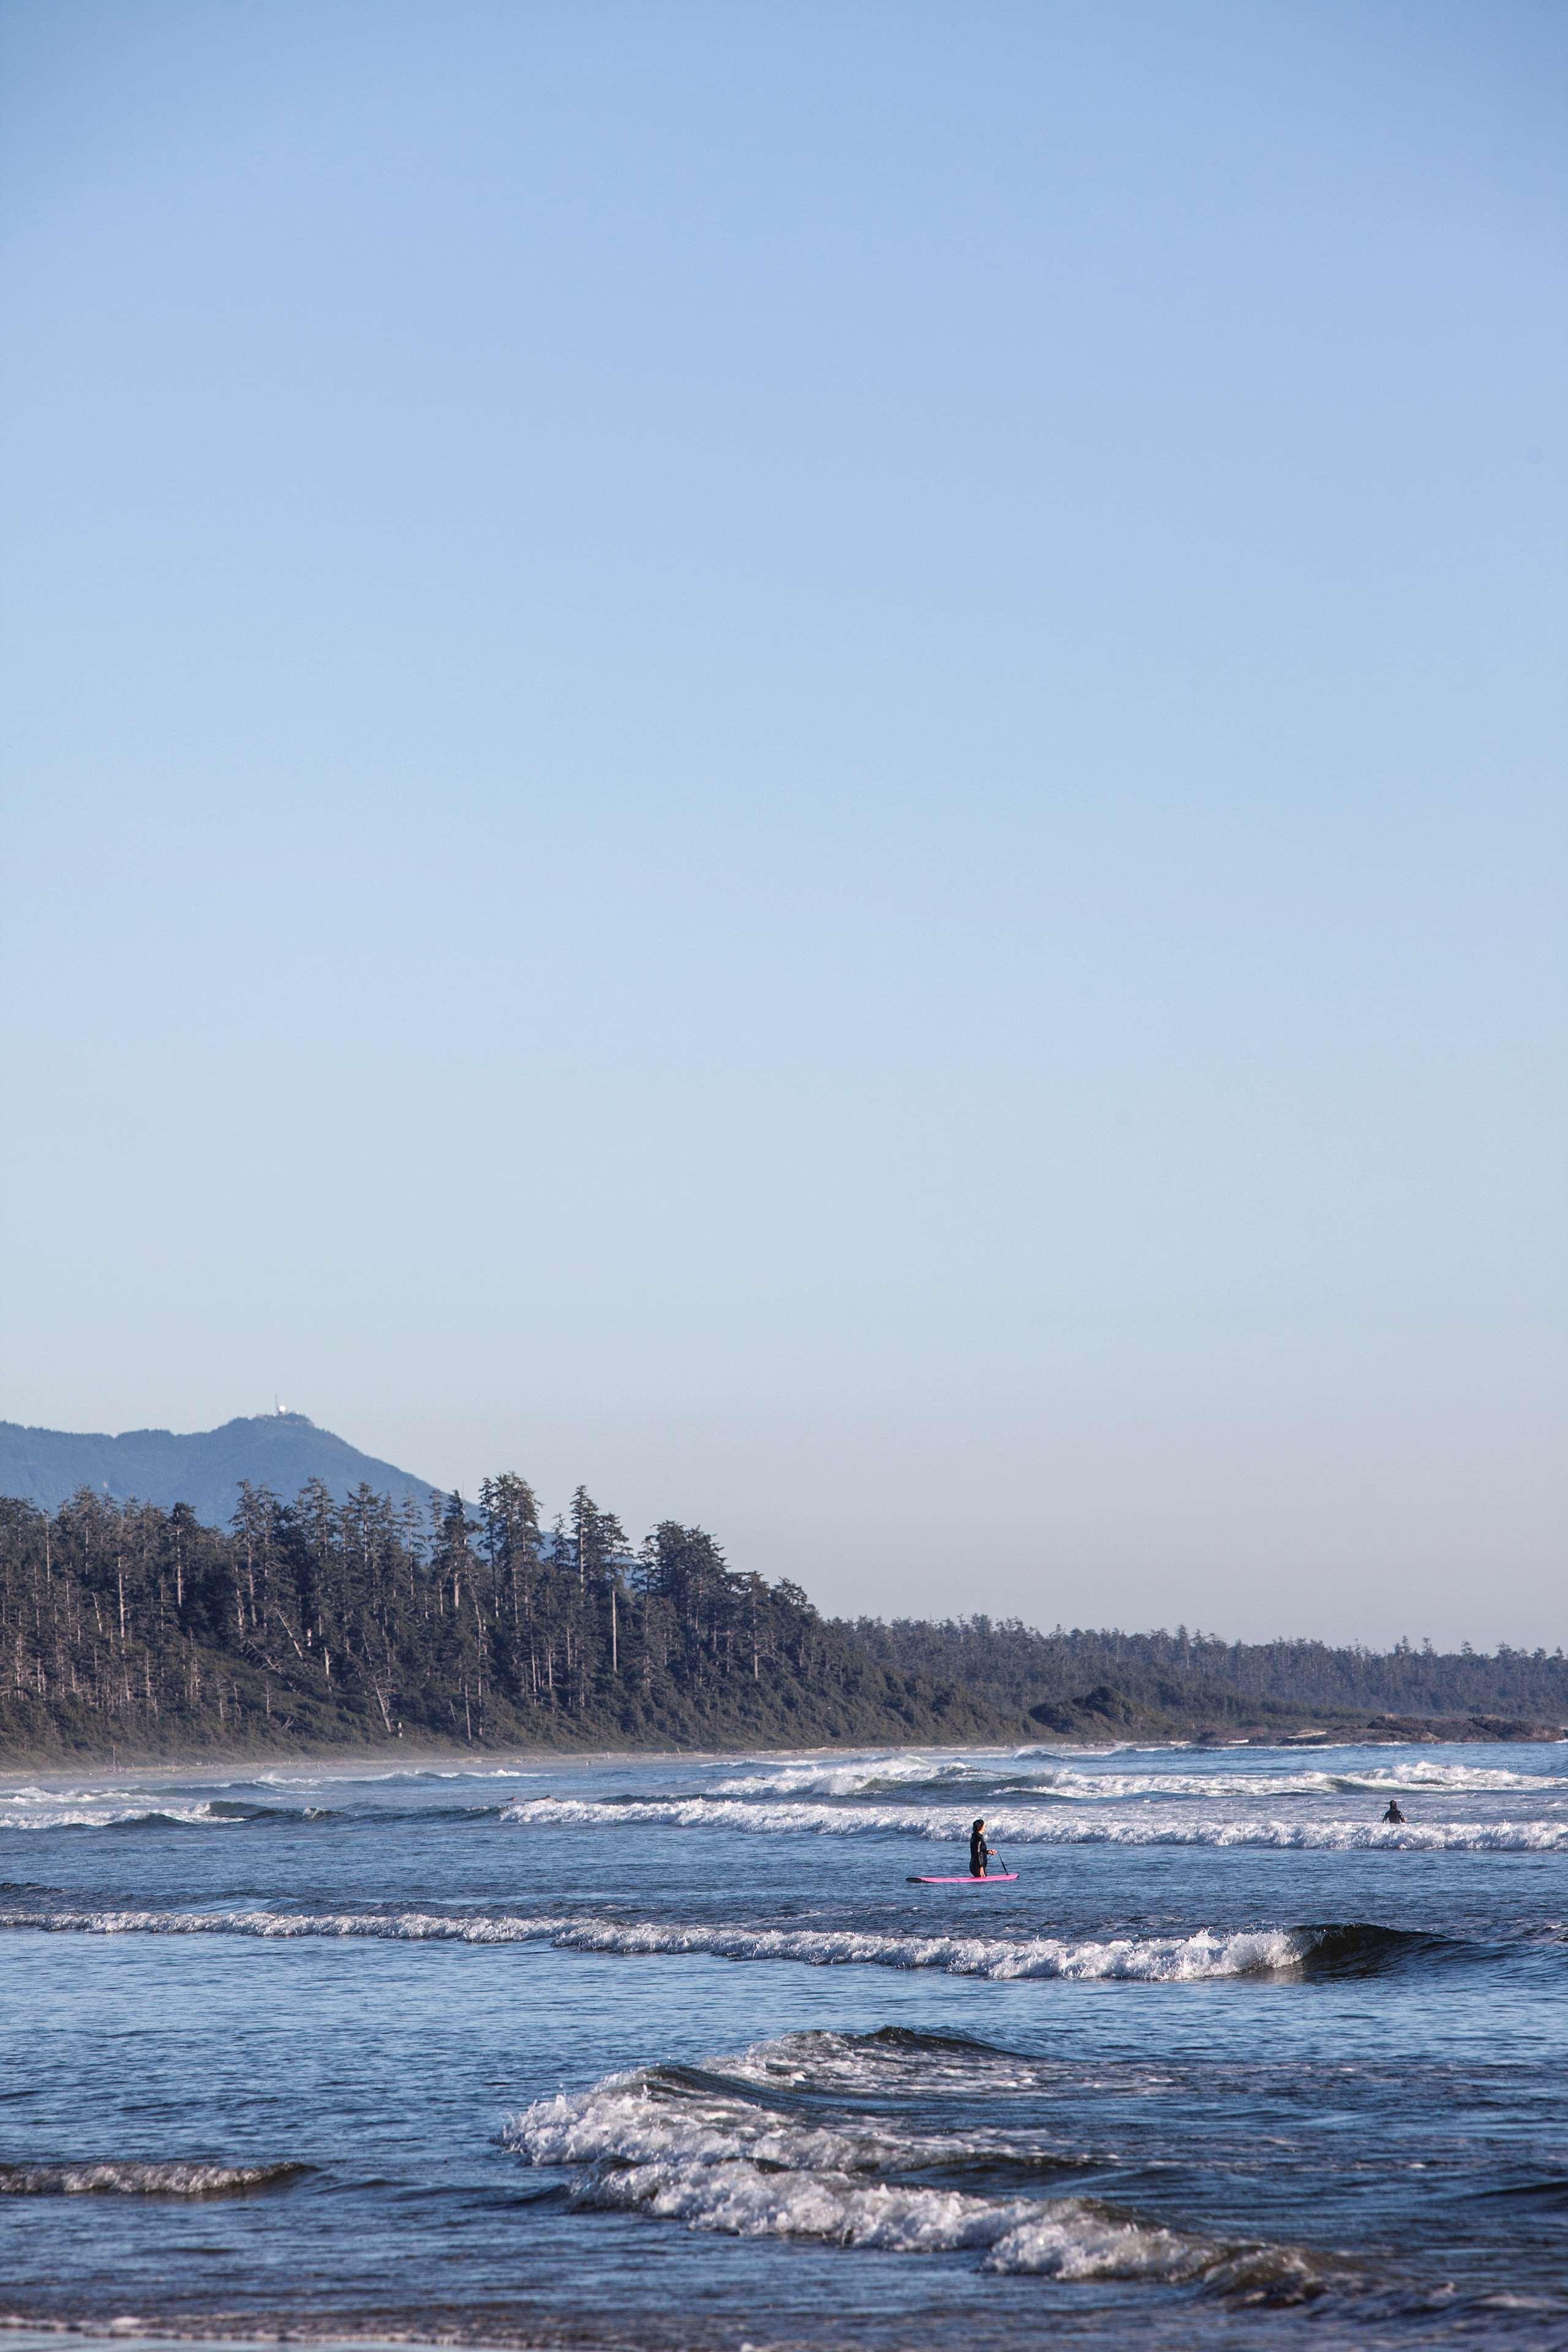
[969,1830,989,1877]
[1383,1803,1405,1825]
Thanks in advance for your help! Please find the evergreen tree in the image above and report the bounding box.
[0,1477,1562,1762]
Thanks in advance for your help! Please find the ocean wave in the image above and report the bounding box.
[0,1905,572,1943]
[712,1757,989,1800]
[0,2160,309,2196]
[2,1751,1553,1834]
[0,1804,254,1831]
[500,1795,1568,1849]
[0,1785,312,1830]
[0,1903,1302,1980]
[580,2157,1221,2280]
[0,1797,510,1833]
[726,2024,1077,2100]
[707,1754,1566,1801]
[249,1766,544,1784]
[506,2057,1058,2183]
[506,2039,1336,2296]
[1293,1922,1482,1978]
[0,1904,1487,1984]
[545,1918,1302,1981]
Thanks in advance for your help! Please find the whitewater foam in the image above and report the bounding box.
[707,1754,1565,1800]
[0,1797,250,1831]
[509,2065,1041,2181]
[0,2160,307,2195]
[0,1905,572,1943]
[546,1918,1301,1980]
[507,2040,1335,2296]
[0,1904,1303,1980]
[726,2026,1069,2100]
[500,1795,1568,1850]
[712,1755,984,1799]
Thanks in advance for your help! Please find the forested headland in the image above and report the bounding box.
[0,1477,1000,1758]
[0,1477,1563,1762]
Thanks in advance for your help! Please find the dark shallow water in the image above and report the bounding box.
[0,1740,1564,2350]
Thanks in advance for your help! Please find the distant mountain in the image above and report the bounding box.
[0,1412,441,1526]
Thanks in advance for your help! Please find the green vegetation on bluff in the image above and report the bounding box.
[0,1477,1562,1762]
[0,1478,997,1758]
[854,1616,1568,1744]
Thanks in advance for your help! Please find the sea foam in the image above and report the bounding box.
[0,1904,1303,1979]
[0,1800,250,1831]
[0,1905,571,1942]
[543,1917,1301,1981]
[507,2038,1336,2296]
[500,1795,1568,1849]
[0,2159,307,2195]
[709,1755,1565,1801]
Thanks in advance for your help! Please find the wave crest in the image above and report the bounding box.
[507,2037,1338,2298]
[0,1907,1473,1984]
[500,1795,1568,1850]
[545,1917,1301,1981]
[709,1754,1564,1801]
[0,1902,1302,1980]
[0,2160,309,2196]
[0,1905,570,1943]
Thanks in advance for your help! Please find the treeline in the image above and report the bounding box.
[1,1481,1564,1762]
[854,1616,1568,1736]
[0,1479,997,1759]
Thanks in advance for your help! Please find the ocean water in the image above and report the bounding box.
[1,1740,1566,2351]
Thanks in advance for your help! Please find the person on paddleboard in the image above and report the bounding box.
[969,1819,990,1877]
[1382,1800,1406,1825]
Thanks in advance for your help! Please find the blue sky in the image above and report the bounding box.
[1,0,1562,1643]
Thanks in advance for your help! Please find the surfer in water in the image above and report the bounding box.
[970,1818,990,1877]
[1382,1800,1406,1825]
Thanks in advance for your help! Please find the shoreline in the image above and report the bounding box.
[1,1719,1563,1785]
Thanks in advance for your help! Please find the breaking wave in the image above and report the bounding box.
[0,1786,508,1832]
[0,1801,258,1831]
[3,1749,1556,1837]
[0,1905,571,1944]
[505,2032,1338,2297]
[0,2160,309,2196]
[0,1787,361,1831]
[710,1753,1566,1801]
[712,1757,1000,1800]
[500,1795,1568,1849]
[541,1918,1302,1981]
[725,2022,1073,2100]
[0,1903,1319,1981]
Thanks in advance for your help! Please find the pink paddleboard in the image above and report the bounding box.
[907,1872,1019,1883]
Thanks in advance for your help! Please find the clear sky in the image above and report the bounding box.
[1,1,1562,1648]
